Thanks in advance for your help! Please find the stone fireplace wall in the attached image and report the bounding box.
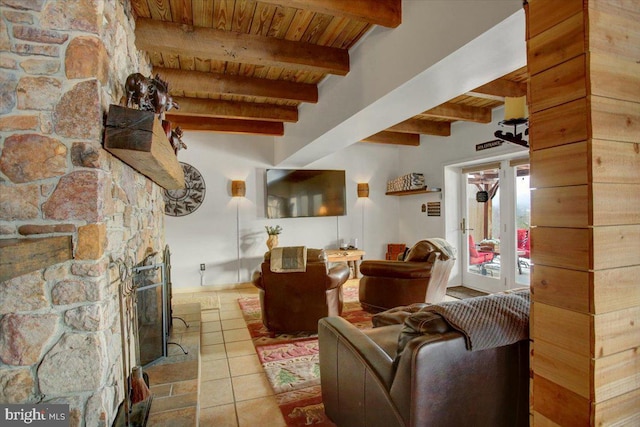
[0,1,164,425]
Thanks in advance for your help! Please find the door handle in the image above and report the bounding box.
[460,218,474,234]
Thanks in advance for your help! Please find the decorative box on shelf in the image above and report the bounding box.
[386,172,425,193]
[104,104,185,190]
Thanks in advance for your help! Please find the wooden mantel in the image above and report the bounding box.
[104,105,185,190]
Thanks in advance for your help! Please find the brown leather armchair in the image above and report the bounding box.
[252,248,350,333]
[319,290,530,427]
[358,238,456,313]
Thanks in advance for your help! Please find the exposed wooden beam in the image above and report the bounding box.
[388,118,451,136]
[155,67,318,103]
[0,236,72,282]
[136,18,350,75]
[256,0,401,28]
[468,78,528,98]
[361,131,419,146]
[165,114,284,136]
[464,92,505,102]
[419,102,493,123]
[170,97,298,123]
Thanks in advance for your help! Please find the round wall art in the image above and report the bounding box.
[163,162,206,216]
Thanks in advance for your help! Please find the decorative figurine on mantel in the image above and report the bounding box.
[170,126,187,155]
[122,72,186,158]
[124,72,179,118]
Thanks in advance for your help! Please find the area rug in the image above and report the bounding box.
[446,286,488,300]
[237,281,371,426]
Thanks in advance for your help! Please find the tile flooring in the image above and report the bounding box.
[151,279,460,427]
[196,284,288,427]
[144,283,286,427]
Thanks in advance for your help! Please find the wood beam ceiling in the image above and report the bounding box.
[156,67,318,103]
[165,115,284,136]
[132,1,525,140]
[256,0,402,28]
[135,18,350,76]
[131,0,403,136]
[388,118,451,136]
[467,78,528,99]
[170,97,298,123]
[360,67,528,147]
[361,131,420,146]
[418,102,493,123]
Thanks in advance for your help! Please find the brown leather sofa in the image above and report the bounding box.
[319,290,530,427]
[358,238,456,313]
[252,248,350,333]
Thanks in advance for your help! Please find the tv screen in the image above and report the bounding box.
[265,169,346,219]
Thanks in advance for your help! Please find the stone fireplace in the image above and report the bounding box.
[0,1,165,425]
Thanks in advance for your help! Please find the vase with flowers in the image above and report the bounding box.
[265,225,282,250]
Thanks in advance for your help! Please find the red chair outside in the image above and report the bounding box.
[468,234,494,268]
[517,229,530,258]
[517,229,530,274]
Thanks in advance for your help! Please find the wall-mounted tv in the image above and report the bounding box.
[265,169,346,219]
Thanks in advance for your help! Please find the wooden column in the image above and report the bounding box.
[527,0,640,425]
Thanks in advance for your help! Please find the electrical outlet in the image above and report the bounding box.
[200,263,205,271]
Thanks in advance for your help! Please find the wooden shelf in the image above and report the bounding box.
[104,105,185,190]
[0,236,73,282]
[385,188,441,196]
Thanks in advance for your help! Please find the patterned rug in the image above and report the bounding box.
[237,281,372,426]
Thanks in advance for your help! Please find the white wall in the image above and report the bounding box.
[166,134,402,290]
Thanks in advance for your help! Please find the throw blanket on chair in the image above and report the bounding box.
[425,289,530,351]
[427,237,456,260]
[270,246,307,273]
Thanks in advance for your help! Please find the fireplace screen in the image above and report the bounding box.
[133,263,167,367]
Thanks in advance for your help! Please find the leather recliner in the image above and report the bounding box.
[252,248,350,333]
[318,291,530,427]
[358,238,456,313]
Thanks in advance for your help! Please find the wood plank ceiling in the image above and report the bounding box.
[130,0,527,145]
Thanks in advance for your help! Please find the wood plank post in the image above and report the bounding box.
[527,0,640,424]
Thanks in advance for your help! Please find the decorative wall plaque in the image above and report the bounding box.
[163,162,205,216]
[427,202,441,217]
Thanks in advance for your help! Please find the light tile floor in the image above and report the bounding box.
[188,279,460,426]
[197,284,288,427]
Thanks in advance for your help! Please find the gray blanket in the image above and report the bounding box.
[425,289,530,351]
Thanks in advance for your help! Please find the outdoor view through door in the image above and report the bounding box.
[462,160,530,293]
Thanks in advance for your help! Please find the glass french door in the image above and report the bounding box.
[514,161,531,287]
[460,159,530,293]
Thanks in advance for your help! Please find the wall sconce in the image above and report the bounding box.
[231,180,246,197]
[231,180,245,283]
[357,183,369,198]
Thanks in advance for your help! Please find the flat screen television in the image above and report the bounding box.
[265,169,346,219]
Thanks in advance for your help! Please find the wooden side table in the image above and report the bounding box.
[325,249,365,279]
